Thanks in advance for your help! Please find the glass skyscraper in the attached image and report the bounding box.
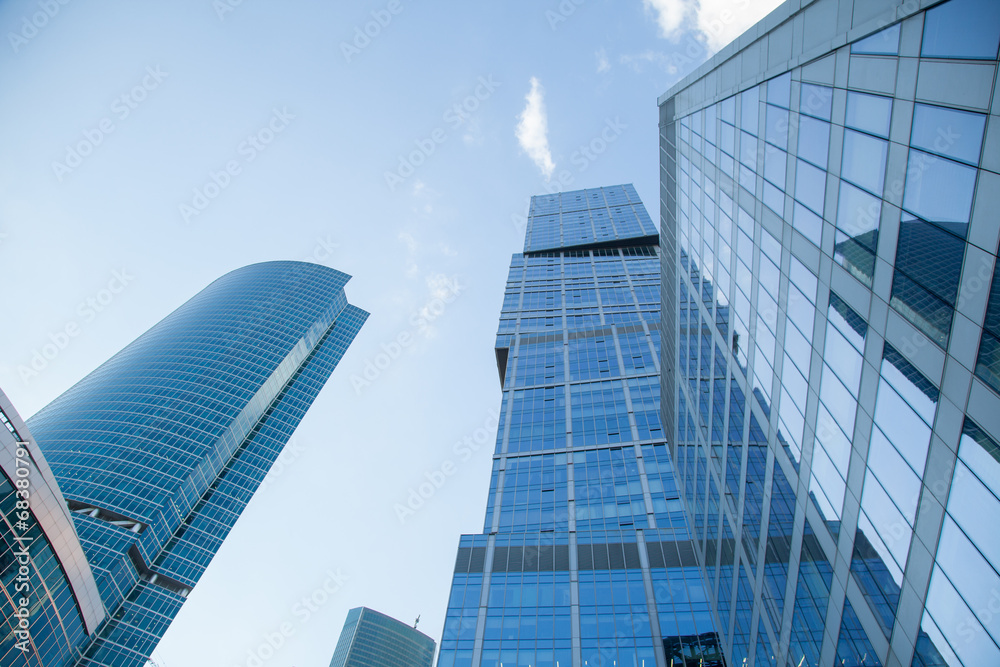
[659,0,1000,664]
[25,261,367,667]
[436,184,724,667]
[329,606,436,667]
[0,386,105,667]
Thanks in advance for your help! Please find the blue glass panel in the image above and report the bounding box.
[921,0,1000,59]
[796,159,827,215]
[903,150,978,229]
[842,130,888,195]
[846,92,892,138]
[797,115,830,168]
[767,72,791,108]
[911,104,987,166]
[852,23,901,55]
[741,86,760,135]
[800,83,833,120]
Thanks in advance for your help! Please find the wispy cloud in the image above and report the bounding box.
[643,0,689,40]
[619,50,679,74]
[596,47,611,73]
[643,0,784,54]
[515,77,555,179]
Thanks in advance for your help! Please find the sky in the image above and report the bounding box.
[0,1,782,665]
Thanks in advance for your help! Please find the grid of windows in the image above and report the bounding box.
[662,0,1000,665]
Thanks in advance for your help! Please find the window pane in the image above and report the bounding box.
[891,267,954,346]
[874,383,931,473]
[922,0,1000,59]
[766,104,789,148]
[767,72,791,108]
[851,23,901,55]
[902,150,978,229]
[793,202,823,246]
[800,83,833,120]
[845,92,892,138]
[797,115,830,168]
[764,146,787,187]
[910,103,987,165]
[841,130,888,195]
[836,181,881,239]
[741,86,760,134]
[796,160,826,215]
[895,216,965,306]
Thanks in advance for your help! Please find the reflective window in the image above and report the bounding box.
[836,181,881,239]
[793,202,823,246]
[910,103,987,166]
[766,104,789,149]
[764,146,787,189]
[841,130,888,195]
[721,94,736,123]
[767,72,791,109]
[797,115,830,168]
[902,150,978,229]
[921,0,1000,60]
[741,86,760,134]
[835,182,880,285]
[978,259,1000,395]
[894,216,964,306]
[796,160,826,215]
[800,83,832,121]
[851,23,901,55]
[846,92,892,138]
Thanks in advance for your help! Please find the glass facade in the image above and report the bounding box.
[0,389,105,667]
[437,185,724,666]
[329,606,435,667]
[659,0,1000,665]
[26,261,368,667]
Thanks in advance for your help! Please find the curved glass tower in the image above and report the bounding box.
[0,387,105,667]
[27,261,368,667]
[329,607,435,667]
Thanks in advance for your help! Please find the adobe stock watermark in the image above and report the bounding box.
[256,439,306,495]
[341,0,404,63]
[546,0,586,30]
[8,0,71,53]
[384,75,500,192]
[9,441,35,653]
[234,569,349,667]
[17,270,135,384]
[52,66,168,183]
[393,408,500,524]
[350,274,463,393]
[179,107,294,224]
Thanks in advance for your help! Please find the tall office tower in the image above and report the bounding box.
[0,387,105,666]
[26,261,368,667]
[329,607,436,667]
[436,184,725,667]
[658,0,1000,665]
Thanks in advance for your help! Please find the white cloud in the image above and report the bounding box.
[644,0,786,54]
[515,77,555,179]
[596,47,611,73]
[696,0,784,53]
[643,0,689,40]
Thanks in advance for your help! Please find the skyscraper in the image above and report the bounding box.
[329,607,435,667]
[436,185,724,667]
[26,261,367,667]
[658,0,1000,664]
[0,387,105,667]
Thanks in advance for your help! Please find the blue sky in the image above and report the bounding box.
[0,1,781,665]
